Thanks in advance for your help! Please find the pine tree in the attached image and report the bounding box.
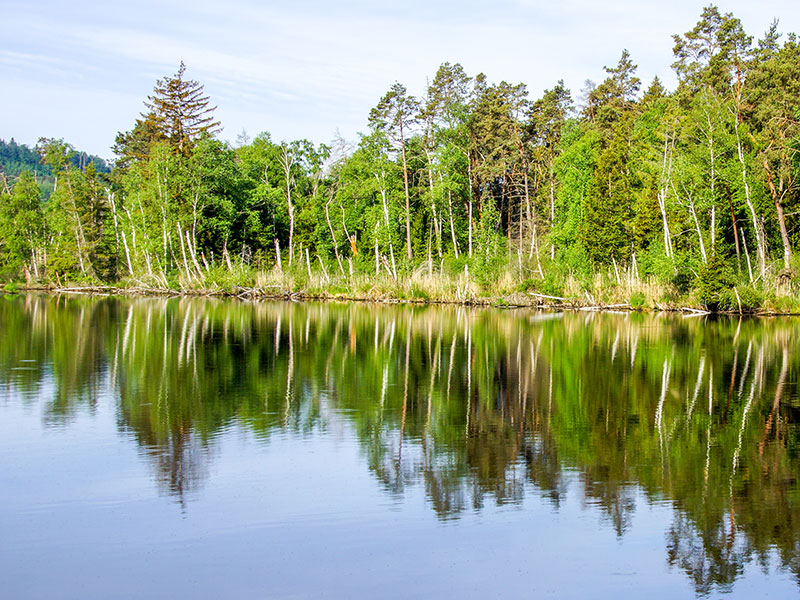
[143,62,220,155]
[369,82,420,261]
[581,118,634,265]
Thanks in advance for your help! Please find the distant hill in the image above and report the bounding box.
[0,138,111,196]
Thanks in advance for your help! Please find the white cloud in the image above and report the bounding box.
[2,0,799,157]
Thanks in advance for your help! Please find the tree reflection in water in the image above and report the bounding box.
[1,294,799,592]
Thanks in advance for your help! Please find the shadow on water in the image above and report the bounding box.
[2,294,800,594]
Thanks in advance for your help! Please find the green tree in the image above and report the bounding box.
[143,62,220,156]
[425,62,473,257]
[672,5,752,96]
[581,117,635,265]
[528,80,573,261]
[747,36,800,271]
[0,171,45,279]
[369,82,420,262]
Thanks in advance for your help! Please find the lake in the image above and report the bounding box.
[1,294,799,598]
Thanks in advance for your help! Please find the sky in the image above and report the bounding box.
[1,0,798,160]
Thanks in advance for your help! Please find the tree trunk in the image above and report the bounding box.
[400,122,412,261]
[121,231,134,276]
[446,185,459,259]
[376,170,397,280]
[549,174,556,260]
[764,159,793,270]
[689,195,708,264]
[325,199,345,275]
[735,122,766,279]
[467,160,474,257]
[280,145,295,266]
[425,148,442,258]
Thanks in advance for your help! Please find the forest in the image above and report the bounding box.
[1,6,799,311]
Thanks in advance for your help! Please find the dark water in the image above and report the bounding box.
[2,295,800,598]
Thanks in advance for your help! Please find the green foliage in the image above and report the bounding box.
[0,138,109,188]
[143,62,221,156]
[536,272,565,298]
[581,119,635,265]
[0,170,44,279]
[717,284,763,313]
[409,286,430,301]
[552,122,600,251]
[4,9,800,304]
[629,291,646,308]
[696,252,734,310]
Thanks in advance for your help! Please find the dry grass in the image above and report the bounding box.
[37,253,800,314]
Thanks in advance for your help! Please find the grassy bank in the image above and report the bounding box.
[6,257,800,315]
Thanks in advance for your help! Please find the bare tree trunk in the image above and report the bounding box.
[727,193,741,266]
[317,255,330,282]
[223,239,233,271]
[681,188,708,265]
[764,159,793,270]
[467,160,474,257]
[374,225,380,277]
[324,198,345,275]
[185,230,203,279]
[65,175,90,276]
[658,190,673,259]
[549,175,556,260]
[121,231,134,276]
[658,133,675,260]
[399,122,412,261]
[177,222,193,282]
[30,244,39,278]
[107,189,121,274]
[280,145,295,266]
[447,187,459,259]
[275,239,283,273]
[737,136,766,279]
[705,106,717,251]
[741,227,753,283]
[424,148,442,258]
[733,98,766,279]
[376,170,397,280]
[523,169,533,256]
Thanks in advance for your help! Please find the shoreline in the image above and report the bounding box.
[5,283,798,317]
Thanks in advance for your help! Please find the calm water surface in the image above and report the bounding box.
[2,295,800,598]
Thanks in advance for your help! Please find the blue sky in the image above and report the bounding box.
[1,0,798,159]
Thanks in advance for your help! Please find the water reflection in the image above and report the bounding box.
[1,295,799,593]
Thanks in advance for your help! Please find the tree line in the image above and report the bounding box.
[1,7,799,308]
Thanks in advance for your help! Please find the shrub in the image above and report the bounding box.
[720,285,763,313]
[696,252,734,311]
[629,291,646,309]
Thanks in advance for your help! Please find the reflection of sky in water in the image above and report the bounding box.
[1,298,800,598]
[0,382,796,599]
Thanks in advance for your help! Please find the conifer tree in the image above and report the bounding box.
[369,83,419,260]
[143,62,220,155]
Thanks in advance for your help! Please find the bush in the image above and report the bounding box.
[695,253,734,311]
[638,243,672,281]
[410,286,430,301]
[719,285,763,313]
[629,291,647,309]
[537,272,565,298]
[557,245,592,281]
